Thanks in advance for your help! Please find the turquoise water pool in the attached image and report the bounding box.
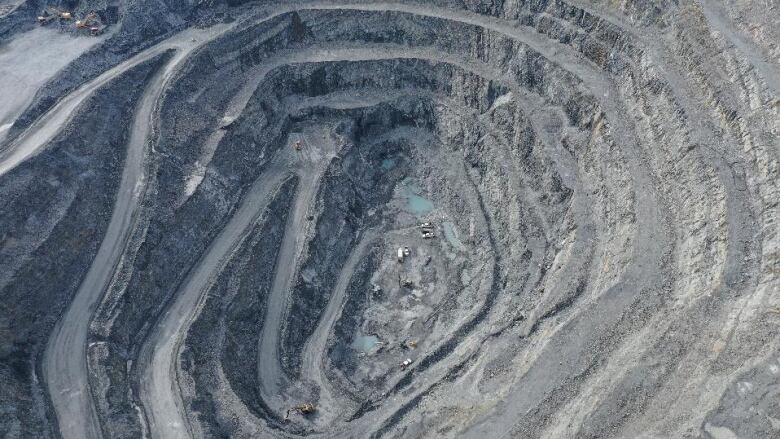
[404,183,433,216]
[407,193,433,215]
[381,158,396,170]
[351,334,379,352]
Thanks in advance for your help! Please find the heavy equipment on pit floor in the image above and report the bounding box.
[75,12,105,35]
[37,8,105,35]
[74,12,97,28]
[420,222,435,239]
[37,8,72,25]
[285,402,316,420]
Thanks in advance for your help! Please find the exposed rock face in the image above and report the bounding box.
[0,1,777,438]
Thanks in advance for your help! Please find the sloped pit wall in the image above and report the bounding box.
[85,16,313,432]
[84,14,362,433]
[266,58,578,384]
[179,177,298,437]
[2,0,775,437]
[280,106,418,377]
[0,52,170,438]
[86,69,296,439]
[87,5,626,435]
[145,12,303,218]
[301,8,600,129]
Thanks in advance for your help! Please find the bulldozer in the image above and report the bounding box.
[37,13,55,25]
[89,24,105,36]
[285,402,316,420]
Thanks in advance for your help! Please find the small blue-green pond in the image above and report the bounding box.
[404,183,434,216]
[351,334,379,352]
[381,158,396,170]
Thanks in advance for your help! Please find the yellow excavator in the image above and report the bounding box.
[285,402,316,420]
[75,12,104,36]
[74,12,96,27]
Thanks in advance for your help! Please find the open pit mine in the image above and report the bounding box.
[0,0,778,438]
